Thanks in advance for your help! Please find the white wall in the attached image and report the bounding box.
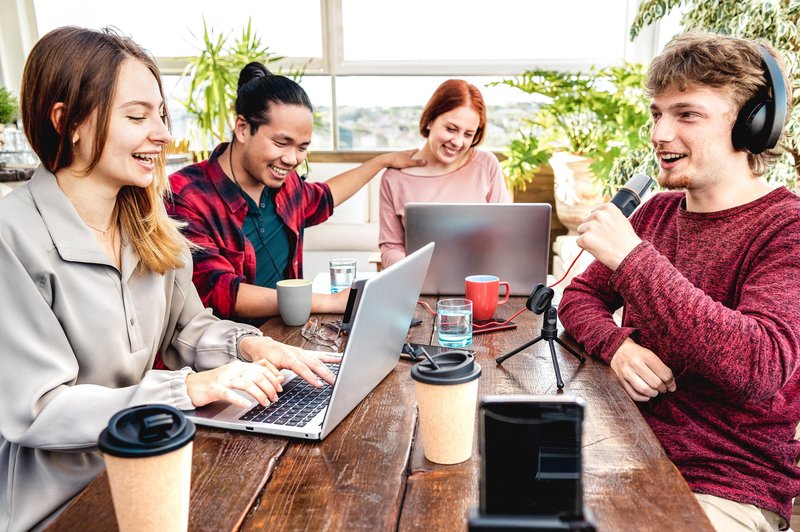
[302,162,384,280]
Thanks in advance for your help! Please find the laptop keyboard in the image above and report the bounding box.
[238,363,340,427]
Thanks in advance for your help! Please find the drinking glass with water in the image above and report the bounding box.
[437,298,473,347]
[329,258,356,293]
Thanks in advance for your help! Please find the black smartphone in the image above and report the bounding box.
[479,396,586,519]
[340,278,367,334]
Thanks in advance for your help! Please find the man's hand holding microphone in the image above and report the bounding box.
[576,174,655,271]
[574,174,675,401]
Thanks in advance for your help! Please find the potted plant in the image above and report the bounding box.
[495,63,650,232]
[180,18,302,157]
[0,87,19,151]
[621,0,800,190]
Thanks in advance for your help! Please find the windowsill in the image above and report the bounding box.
[308,150,507,163]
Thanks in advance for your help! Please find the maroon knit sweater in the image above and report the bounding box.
[559,187,800,522]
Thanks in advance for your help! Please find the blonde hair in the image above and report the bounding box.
[21,26,190,273]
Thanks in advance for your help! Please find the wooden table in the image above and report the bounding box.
[50,296,713,531]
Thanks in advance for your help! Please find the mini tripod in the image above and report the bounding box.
[496,284,585,389]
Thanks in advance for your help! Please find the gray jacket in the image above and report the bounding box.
[0,168,259,531]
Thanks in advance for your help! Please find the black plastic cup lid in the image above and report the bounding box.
[410,350,482,385]
[98,404,195,458]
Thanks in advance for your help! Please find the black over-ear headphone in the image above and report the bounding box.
[732,45,789,154]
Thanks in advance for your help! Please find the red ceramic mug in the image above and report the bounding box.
[465,275,510,322]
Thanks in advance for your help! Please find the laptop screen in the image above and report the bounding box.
[405,203,551,296]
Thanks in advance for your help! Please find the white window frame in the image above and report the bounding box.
[1,0,669,151]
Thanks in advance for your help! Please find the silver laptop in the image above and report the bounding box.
[187,243,434,440]
[405,203,551,296]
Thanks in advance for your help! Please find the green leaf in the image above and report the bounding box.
[624,0,800,187]
[178,16,305,153]
[494,63,650,189]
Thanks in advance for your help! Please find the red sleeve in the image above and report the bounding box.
[559,256,638,363]
[166,192,243,319]
[610,223,800,402]
[301,180,334,228]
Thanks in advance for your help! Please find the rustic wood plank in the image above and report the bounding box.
[240,301,435,531]
[398,297,713,531]
[48,428,287,531]
[240,366,414,531]
[51,298,713,531]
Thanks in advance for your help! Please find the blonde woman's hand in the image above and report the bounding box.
[186,359,285,409]
[239,336,342,387]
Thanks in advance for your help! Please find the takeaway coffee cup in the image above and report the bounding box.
[277,279,313,326]
[98,404,196,532]
[465,275,510,322]
[411,351,482,464]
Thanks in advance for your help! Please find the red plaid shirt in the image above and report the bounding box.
[167,143,333,319]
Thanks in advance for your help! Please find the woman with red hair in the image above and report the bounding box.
[378,79,510,268]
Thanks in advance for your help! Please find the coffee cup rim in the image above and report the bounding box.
[410,351,482,385]
[98,404,195,458]
[277,279,311,287]
[465,275,499,283]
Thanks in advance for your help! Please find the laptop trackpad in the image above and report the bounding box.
[192,391,255,419]
[192,400,233,419]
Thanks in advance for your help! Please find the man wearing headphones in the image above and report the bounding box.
[559,33,800,530]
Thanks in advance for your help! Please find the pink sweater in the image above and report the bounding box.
[559,188,800,522]
[379,150,511,267]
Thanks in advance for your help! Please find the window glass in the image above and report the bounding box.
[163,74,333,151]
[32,0,322,58]
[300,76,334,151]
[162,75,192,144]
[342,0,629,63]
[335,76,543,150]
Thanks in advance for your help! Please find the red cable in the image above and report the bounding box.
[416,300,437,315]
[472,306,527,329]
[548,249,584,288]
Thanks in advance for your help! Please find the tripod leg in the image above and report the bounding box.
[555,337,586,363]
[496,336,543,365]
[547,340,565,389]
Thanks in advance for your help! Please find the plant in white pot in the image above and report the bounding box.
[495,64,650,232]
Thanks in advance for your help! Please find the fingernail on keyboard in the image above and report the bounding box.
[239,363,340,427]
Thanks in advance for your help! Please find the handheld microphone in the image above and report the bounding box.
[611,174,656,218]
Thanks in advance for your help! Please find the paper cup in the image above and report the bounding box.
[411,351,481,464]
[99,404,195,532]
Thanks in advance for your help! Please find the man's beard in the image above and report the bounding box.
[658,172,690,190]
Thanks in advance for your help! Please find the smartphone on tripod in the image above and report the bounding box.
[478,396,587,520]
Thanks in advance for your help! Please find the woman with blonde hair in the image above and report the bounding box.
[0,26,338,531]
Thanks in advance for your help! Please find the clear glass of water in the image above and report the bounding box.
[437,298,473,347]
[329,258,356,293]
